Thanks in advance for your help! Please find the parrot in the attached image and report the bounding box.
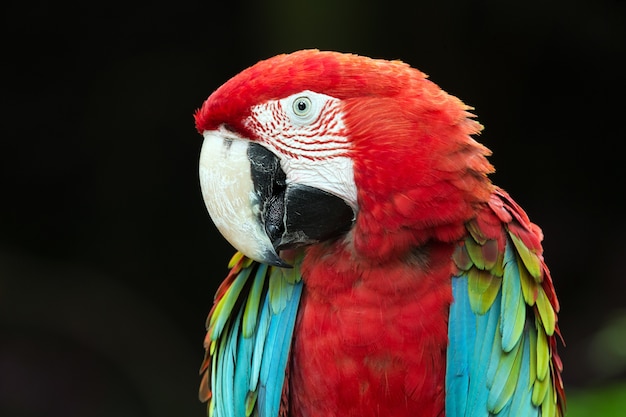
[194,50,565,417]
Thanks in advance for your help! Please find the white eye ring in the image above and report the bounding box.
[292,96,312,117]
[280,90,329,126]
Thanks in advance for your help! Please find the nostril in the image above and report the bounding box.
[222,123,237,133]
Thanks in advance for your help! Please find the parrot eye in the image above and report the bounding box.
[279,90,334,126]
[292,96,312,117]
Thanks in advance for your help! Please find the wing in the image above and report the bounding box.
[446,188,565,417]
[199,251,304,417]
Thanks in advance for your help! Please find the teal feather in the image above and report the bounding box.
[204,254,304,417]
[214,318,234,417]
[507,333,539,417]
[467,290,501,415]
[234,309,254,417]
[446,275,473,417]
[249,294,271,393]
[222,311,241,417]
[487,334,523,413]
[259,280,303,417]
[486,317,503,389]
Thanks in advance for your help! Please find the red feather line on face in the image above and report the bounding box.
[245,97,351,161]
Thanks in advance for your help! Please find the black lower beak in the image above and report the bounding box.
[248,143,355,263]
[272,184,354,251]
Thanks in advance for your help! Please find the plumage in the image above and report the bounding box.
[199,253,303,417]
[194,50,564,417]
[501,243,526,352]
[243,264,267,338]
[467,268,500,315]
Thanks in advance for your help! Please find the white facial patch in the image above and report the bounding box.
[245,91,358,209]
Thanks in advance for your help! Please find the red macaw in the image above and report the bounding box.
[194,50,565,417]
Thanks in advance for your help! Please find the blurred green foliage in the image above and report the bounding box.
[564,311,626,417]
[588,311,626,380]
[566,384,626,417]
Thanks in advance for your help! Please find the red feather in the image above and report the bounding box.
[291,241,454,417]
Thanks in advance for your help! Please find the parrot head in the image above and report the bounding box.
[195,50,494,266]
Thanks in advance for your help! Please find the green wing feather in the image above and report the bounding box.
[446,188,565,417]
[199,250,304,417]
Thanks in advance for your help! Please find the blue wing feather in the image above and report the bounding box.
[258,281,303,417]
[234,310,254,417]
[204,253,304,417]
[250,296,271,394]
[470,290,501,416]
[507,333,539,417]
[446,233,548,417]
[214,317,235,417]
[223,314,239,417]
[446,275,473,417]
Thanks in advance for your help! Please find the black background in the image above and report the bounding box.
[2,1,625,416]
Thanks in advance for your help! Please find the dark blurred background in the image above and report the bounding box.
[2,1,625,416]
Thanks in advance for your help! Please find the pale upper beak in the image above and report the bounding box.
[199,130,355,266]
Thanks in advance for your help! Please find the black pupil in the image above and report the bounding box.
[297,100,307,112]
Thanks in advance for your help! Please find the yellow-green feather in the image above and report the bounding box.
[517,254,538,306]
[467,268,501,315]
[209,267,253,340]
[532,364,551,406]
[228,251,246,269]
[536,325,550,382]
[491,248,506,277]
[501,243,527,352]
[542,384,556,417]
[536,288,556,336]
[268,266,290,314]
[242,264,268,338]
[466,236,487,270]
[245,391,257,416]
[268,256,303,314]
[508,231,542,280]
[532,324,552,406]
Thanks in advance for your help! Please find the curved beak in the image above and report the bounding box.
[199,131,355,266]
